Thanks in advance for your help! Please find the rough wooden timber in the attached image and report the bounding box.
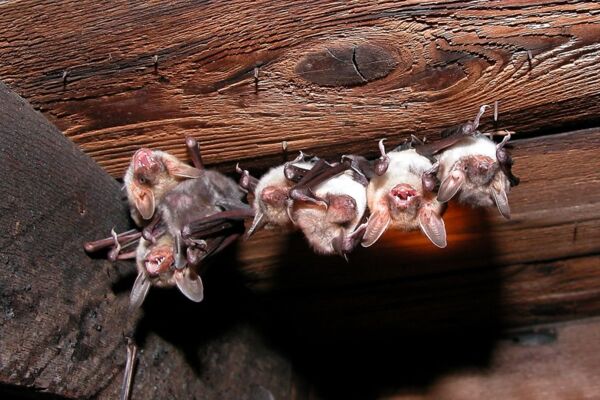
[0,1,600,176]
[0,82,293,399]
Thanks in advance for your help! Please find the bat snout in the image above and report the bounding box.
[466,155,496,183]
[145,247,174,276]
[133,148,161,176]
[260,186,288,207]
[326,194,357,224]
[389,184,419,209]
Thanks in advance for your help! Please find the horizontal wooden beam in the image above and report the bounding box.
[234,128,600,337]
[1,1,600,176]
[290,317,600,399]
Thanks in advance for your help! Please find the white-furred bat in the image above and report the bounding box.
[363,140,447,248]
[415,105,519,219]
[291,159,368,257]
[242,153,312,236]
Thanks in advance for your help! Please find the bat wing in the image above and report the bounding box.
[437,170,465,203]
[418,206,447,248]
[129,272,151,310]
[361,210,391,248]
[174,268,204,302]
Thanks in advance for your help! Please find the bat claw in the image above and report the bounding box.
[497,131,512,149]
[473,104,491,129]
[292,151,305,163]
[378,138,387,157]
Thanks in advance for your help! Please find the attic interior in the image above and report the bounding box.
[1,1,600,399]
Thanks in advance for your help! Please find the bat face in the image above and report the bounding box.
[388,183,420,217]
[124,148,202,224]
[363,149,447,248]
[249,163,303,235]
[143,242,174,277]
[130,236,204,309]
[294,170,367,256]
[436,135,512,219]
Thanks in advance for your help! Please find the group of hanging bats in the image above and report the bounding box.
[84,105,520,309]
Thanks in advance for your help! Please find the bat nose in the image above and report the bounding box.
[145,248,173,275]
[261,186,287,206]
[478,161,492,172]
[329,194,356,211]
[389,184,420,210]
[134,148,156,169]
[391,184,417,200]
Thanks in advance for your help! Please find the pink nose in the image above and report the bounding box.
[391,184,417,200]
[145,247,173,276]
[134,148,155,169]
[477,161,493,173]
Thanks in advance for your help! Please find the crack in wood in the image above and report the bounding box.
[351,46,368,83]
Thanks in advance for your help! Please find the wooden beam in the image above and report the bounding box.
[1,1,599,176]
[234,128,600,337]
[291,318,600,399]
[0,82,293,399]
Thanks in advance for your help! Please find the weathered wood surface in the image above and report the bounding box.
[0,82,294,399]
[235,128,600,338]
[379,318,600,400]
[1,1,600,177]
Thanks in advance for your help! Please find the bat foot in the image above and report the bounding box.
[374,139,390,175]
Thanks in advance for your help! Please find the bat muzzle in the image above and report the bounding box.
[389,184,419,210]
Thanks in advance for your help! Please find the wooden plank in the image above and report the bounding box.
[0,82,293,399]
[378,318,600,400]
[1,1,600,176]
[248,254,600,345]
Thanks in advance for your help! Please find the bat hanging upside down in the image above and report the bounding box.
[362,139,447,249]
[416,105,520,219]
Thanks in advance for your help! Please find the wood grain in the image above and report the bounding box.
[378,318,600,400]
[0,82,294,400]
[0,1,600,177]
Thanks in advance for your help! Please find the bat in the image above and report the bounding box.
[242,152,313,237]
[362,139,447,248]
[129,234,204,309]
[288,158,368,258]
[433,132,518,219]
[414,105,520,219]
[154,169,252,269]
[123,138,203,226]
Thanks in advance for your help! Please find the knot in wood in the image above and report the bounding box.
[296,44,397,87]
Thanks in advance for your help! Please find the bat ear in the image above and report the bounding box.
[162,154,203,178]
[246,211,267,238]
[133,186,156,220]
[492,186,511,219]
[418,206,447,248]
[437,170,465,203]
[129,272,151,310]
[361,210,391,248]
[174,269,204,302]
